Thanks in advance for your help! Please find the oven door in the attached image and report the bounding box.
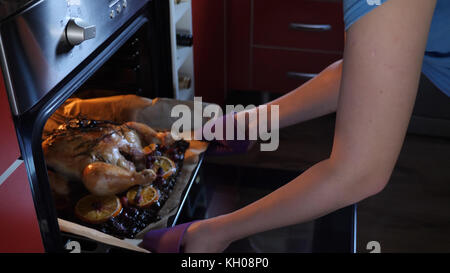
[8,3,196,252]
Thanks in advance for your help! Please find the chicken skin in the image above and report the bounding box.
[42,119,175,196]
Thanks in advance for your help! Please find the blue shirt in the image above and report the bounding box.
[344,0,450,97]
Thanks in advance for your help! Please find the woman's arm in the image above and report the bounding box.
[265,58,343,129]
[184,0,437,252]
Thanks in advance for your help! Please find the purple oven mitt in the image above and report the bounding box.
[141,221,198,253]
[197,112,255,156]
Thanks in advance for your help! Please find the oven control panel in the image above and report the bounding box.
[0,0,149,115]
[109,0,128,19]
[65,18,97,46]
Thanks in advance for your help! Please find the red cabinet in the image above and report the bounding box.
[194,0,345,103]
[192,0,227,105]
[227,0,252,91]
[0,72,20,175]
[0,68,43,253]
[253,0,344,52]
[253,48,342,93]
[0,162,44,253]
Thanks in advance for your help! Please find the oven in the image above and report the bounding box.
[0,0,201,252]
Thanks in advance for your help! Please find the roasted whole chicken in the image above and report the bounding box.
[42,119,176,196]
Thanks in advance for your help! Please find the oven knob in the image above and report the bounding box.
[65,18,96,46]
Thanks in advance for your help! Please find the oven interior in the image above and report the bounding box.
[72,24,154,100]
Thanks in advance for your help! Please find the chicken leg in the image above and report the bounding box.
[125,121,175,146]
[82,162,156,196]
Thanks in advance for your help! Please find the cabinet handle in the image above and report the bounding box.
[289,23,332,32]
[286,72,317,80]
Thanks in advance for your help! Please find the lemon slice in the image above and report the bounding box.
[126,185,159,208]
[75,195,122,224]
[152,156,176,179]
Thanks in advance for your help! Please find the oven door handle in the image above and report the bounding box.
[289,23,332,32]
[286,72,318,80]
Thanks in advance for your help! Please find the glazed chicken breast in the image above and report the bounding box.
[42,119,175,196]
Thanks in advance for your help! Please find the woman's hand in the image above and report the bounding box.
[182,218,232,253]
[199,111,257,156]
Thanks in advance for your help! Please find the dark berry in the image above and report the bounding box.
[157,167,164,176]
